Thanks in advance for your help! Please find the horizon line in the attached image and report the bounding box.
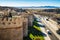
[0,5,60,7]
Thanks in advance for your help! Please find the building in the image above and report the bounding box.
[0,15,23,40]
[0,8,34,40]
[0,11,4,17]
[28,14,34,27]
[23,17,28,37]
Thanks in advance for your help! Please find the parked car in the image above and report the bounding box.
[56,29,60,35]
[46,19,49,21]
[47,30,52,35]
[57,21,60,24]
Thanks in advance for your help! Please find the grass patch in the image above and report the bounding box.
[33,25,41,31]
[27,18,44,40]
[29,33,44,40]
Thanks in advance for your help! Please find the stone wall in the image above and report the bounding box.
[23,18,28,37]
[0,16,23,40]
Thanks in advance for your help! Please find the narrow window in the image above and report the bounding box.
[8,23,11,25]
[2,22,5,25]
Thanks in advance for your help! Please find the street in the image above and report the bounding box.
[41,16,60,40]
[34,14,60,40]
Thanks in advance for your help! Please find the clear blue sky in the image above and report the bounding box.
[0,0,60,7]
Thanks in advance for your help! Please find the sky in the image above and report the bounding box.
[0,0,60,7]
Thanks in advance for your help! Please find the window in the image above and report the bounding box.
[14,22,16,24]
[10,19,12,21]
[2,22,5,25]
[8,22,11,25]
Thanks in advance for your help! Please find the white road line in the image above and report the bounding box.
[40,27,51,40]
[41,17,60,40]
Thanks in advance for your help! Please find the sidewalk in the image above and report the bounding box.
[40,27,51,40]
[38,22,51,40]
[41,17,60,40]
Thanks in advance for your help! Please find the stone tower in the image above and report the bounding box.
[0,16,23,40]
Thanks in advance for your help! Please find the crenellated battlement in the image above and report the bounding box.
[0,16,23,28]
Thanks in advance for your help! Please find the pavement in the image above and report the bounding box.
[44,17,58,31]
[40,26,51,40]
[34,14,51,40]
[45,26,59,40]
[34,14,60,40]
[41,17,60,40]
[49,19,58,25]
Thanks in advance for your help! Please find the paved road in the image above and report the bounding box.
[44,17,58,31]
[38,22,51,40]
[41,17,60,40]
[45,27,59,40]
[39,17,59,40]
[49,19,58,25]
[33,14,60,40]
[40,27,51,40]
[34,14,51,40]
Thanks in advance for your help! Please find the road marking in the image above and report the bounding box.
[41,18,60,40]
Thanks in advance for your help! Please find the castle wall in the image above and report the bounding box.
[0,16,23,40]
[23,18,28,37]
[28,14,34,27]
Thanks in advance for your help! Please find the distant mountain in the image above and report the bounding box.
[38,6,60,8]
[18,6,60,9]
[0,6,60,9]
